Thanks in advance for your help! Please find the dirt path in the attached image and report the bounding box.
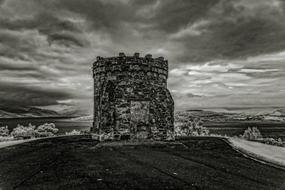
[227,138,285,169]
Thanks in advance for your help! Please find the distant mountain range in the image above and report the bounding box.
[0,105,79,118]
[70,108,285,123]
[1,104,285,123]
[70,115,93,121]
[176,108,285,123]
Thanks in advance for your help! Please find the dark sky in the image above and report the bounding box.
[0,0,285,114]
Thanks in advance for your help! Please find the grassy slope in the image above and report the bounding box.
[0,136,284,190]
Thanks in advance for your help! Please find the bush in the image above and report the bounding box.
[65,129,81,136]
[0,136,14,142]
[166,130,175,141]
[11,124,36,139]
[35,123,58,137]
[258,137,285,147]
[175,118,209,137]
[0,126,9,137]
[241,127,262,140]
[91,132,114,141]
[133,131,148,139]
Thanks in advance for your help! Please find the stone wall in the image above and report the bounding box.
[92,53,174,139]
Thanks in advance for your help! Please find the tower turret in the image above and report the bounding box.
[92,53,174,139]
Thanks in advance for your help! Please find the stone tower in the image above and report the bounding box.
[92,53,174,139]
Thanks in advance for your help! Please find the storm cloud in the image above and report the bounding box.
[0,0,285,114]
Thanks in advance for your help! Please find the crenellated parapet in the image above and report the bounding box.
[93,53,168,87]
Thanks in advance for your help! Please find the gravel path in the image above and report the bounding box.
[228,137,285,168]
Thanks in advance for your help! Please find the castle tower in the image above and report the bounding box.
[92,53,174,139]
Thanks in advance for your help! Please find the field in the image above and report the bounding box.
[205,121,285,139]
[0,136,284,190]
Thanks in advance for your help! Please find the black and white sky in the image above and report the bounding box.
[0,0,285,114]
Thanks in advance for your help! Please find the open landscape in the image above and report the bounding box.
[1,108,285,139]
[1,0,285,189]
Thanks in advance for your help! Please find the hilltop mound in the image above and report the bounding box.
[0,136,284,190]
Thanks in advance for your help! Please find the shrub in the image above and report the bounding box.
[133,131,148,139]
[35,123,58,137]
[241,127,262,140]
[0,136,14,142]
[91,132,114,141]
[175,118,209,137]
[11,124,36,139]
[0,126,9,137]
[259,137,285,147]
[65,129,81,136]
[80,130,91,135]
[166,130,175,141]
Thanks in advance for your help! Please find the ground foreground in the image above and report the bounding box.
[0,136,284,190]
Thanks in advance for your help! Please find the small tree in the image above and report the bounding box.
[0,126,9,137]
[191,119,209,136]
[241,127,262,140]
[35,123,58,137]
[11,124,36,139]
[174,122,188,136]
[175,118,209,137]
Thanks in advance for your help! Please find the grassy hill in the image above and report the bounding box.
[0,136,284,190]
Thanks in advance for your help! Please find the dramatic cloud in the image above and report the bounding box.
[0,0,285,114]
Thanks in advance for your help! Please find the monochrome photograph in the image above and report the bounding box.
[0,0,284,189]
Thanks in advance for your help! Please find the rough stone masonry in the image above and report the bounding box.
[92,53,174,139]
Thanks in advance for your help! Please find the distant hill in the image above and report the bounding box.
[175,109,285,123]
[0,105,60,118]
[1,105,284,122]
[70,115,93,121]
